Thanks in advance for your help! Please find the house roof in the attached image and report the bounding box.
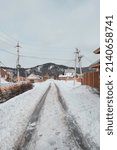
[59,74,74,77]
[65,68,75,74]
[93,48,100,54]
[27,74,41,80]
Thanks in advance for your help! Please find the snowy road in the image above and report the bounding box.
[0,80,99,150]
[17,84,87,150]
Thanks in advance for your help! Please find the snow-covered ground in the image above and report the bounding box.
[24,84,78,150]
[55,80,100,147]
[0,79,100,150]
[0,78,9,85]
[0,78,14,87]
[0,81,50,150]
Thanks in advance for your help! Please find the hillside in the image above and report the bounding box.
[1,63,92,78]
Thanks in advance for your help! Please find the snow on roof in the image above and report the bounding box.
[93,48,100,54]
[65,68,75,74]
[27,74,41,79]
[59,75,65,77]
[59,73,74,77]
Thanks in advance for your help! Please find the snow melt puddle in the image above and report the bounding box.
[24,84,78,150]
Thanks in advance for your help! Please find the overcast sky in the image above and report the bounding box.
[0,0,100,68]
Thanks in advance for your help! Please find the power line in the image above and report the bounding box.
[0,30,19,51]
[0,49,16,56]
[0,32,16,44]
[21,55,74,61]
[0,30,18,43]
[83,56,92,64]
[0,47,92,66]
[0,61,6,67]
[20,42,74,51]
[0,38,15,47]
[0,48,74,62]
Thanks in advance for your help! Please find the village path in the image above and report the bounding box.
[17,83,88,150]
[0,80,99,150]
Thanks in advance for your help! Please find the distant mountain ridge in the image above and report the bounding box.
[1,63,92,78]
[25,63,69,77]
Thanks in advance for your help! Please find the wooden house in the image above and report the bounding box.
[82,48,100,90]
[27,74,43,83]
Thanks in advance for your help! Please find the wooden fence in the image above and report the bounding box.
[82,71,100,90]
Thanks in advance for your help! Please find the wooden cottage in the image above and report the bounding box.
[82,48,100,90]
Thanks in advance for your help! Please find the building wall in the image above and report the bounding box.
[82,71,100,90]
[59,76,74,80]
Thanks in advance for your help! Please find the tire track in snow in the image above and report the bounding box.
[18,83,79,150]
[17,84,51,150]
[55,84,99,150]
[55,84,91,150]
[17,83,93,150]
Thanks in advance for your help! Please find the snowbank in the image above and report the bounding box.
[0,78,9,85]
[55,80,100,147]
[0,79,100,149]
[0,81,50,150]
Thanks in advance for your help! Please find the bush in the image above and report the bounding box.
[0,82,33,103]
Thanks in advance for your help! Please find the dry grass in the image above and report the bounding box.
[0,82,33,103]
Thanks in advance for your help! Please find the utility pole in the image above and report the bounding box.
[74,48,83,85]
[16,42,21,82]
[77,49,83,76]
[74,49,78,85]
[74,49,78,77]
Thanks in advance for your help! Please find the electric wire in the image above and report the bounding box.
[0,48,74,62]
